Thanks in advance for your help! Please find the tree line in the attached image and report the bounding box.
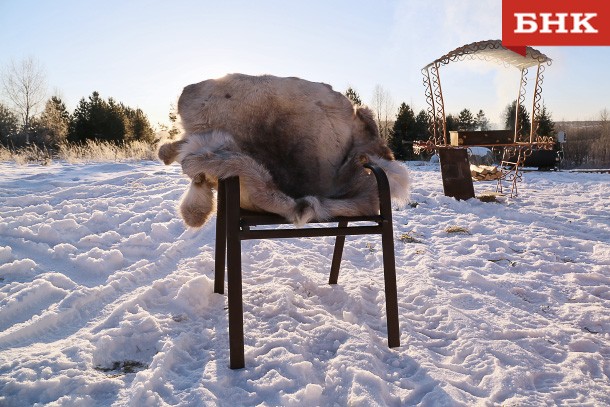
[0,57,155,149]
[345,86,557,161]
[559,111,610,168]
[3,57,605,167]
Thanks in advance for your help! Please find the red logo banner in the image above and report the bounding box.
[503,0,610,55]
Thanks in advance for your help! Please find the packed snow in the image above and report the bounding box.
[0,160,609,406]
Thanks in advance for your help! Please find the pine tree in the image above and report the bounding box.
[67,91,154,144]
[535,103,555,137]
[103,98,128,142]
[124,106,154,143]
[414,110,430,141]
[457,109,476,131]
[168,104,180,139]
[445,114,458,137]
[33,96,70,146]
[68,92,116,143]
[344,87,362,106]
[388,103,416,160]
[475,109,490,131]
[504,100,531,138]
[68,96,91,143]
[88,91,106,139]
[0,103,19,146]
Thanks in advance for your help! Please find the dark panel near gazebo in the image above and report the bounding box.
[449,130,514,146]
[438,148,475,200]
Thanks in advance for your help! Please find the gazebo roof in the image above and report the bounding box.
[423,39,552,70]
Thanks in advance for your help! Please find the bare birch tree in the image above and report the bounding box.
[2,57,47,143]
[370,84,395,141]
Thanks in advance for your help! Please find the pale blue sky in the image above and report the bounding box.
[1,0,609,128]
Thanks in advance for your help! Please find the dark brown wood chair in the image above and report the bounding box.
[213,163,400,369]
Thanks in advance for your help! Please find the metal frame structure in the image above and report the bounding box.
[419,40,555,197]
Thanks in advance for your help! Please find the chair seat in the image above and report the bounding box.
[237,209,386,240]
[239,208,383,226]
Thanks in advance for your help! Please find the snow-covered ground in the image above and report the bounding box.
[0,160,609,406]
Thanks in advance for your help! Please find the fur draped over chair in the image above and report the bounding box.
[158,74,410,227]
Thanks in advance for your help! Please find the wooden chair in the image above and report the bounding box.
[213,163,400,369]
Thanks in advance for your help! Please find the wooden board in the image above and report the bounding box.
[438,148,475,200]
[450,130,514,146]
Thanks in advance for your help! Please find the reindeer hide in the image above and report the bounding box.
[158,74,410,227]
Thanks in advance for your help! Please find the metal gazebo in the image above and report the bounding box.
[418,39,556,198]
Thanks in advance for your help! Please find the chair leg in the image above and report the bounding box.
[329,221,348,284]
[381,219,400,348]
[225,177,245,369]
[214,180,227,294]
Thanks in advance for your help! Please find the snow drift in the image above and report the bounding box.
[0,161,609,406]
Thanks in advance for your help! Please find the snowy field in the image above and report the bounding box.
[0,160,609,406]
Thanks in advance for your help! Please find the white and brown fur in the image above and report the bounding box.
[158,74,410,227]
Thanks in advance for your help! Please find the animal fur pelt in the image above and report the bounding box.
[158,74,410,227]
